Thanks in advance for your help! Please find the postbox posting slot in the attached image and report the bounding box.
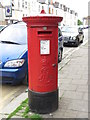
[38,31,52,35]
[38,31,52,36]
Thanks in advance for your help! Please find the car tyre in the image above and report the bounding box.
[75,39,79,47]
[81,36,84,43]
[81,40,83,43]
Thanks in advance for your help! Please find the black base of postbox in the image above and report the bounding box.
[28,89,58,114]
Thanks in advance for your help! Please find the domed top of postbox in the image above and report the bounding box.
[23,10,63,27]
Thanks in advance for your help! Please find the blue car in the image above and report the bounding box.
[0,22,28,85]
[0,22,63,85]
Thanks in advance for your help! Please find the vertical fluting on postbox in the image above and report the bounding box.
[23,15,63,114]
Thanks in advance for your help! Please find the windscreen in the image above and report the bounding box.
[62,27,78,33]
[0,23,27,45]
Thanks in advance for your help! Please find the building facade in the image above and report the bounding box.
[0,2,5,24]
[0,0,78,26]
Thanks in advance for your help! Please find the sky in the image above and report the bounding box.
[57,0,89,20]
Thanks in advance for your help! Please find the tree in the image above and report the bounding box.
[78,19,83,26]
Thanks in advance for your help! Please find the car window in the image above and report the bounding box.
[0,23,27,45]
[78,27,83,32]
[62,27,78,33]
[0,26,3,30]
[58,28,62,37]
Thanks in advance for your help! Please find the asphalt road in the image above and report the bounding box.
[0,84,27,112]
[0,28,88,111]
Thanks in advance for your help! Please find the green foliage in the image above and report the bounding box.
[22,106,29,117]
[7,98,42,120]
[78,19,83,25]
[7,98,28,120]
[30,114,43,120]
[7,105,23,120]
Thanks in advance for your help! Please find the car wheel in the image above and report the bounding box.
[58,49,63,63]
[75,39,79,47]
[81,40,83,43]
[81,36,84,43]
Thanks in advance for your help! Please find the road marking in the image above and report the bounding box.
[63,48,74,55]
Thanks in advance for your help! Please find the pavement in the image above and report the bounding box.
[0,41,88,119]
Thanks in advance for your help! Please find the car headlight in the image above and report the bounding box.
[4,59,25,67]
[70,36,76,40]
[72,36,76,40]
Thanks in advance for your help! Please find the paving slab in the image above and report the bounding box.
[83,92,88,101]
[76,85,88,92]
[60,84,78,91]
[68,100,88,112]
[76,112,88,118]
[63,110,78,118]
[63,91,84,100]
[52,109,65,118]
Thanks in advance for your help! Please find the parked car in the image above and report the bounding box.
[58,26,63,62]
[62,26,84,47]
[0,22,28,85]
[0,22,63,85]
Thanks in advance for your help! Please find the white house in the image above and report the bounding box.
[0,2,5,24]
[0,0,78,26]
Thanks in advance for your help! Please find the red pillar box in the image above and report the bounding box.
[23,13,63,114]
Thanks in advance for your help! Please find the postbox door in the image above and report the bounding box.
[28,27,58,92]
[38,28,58,92]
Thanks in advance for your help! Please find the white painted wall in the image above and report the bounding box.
[0,0,78,26]
[0,8,4,21]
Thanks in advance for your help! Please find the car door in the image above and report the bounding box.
[58,28,63,48]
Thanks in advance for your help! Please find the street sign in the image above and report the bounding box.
[5,6,12,17]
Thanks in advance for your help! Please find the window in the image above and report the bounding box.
[0,24,27,45]
[22,4,24,8]
[12,0,14,7]
[25,1,27,5]
[18,0,20,9]
[22,0,24,8]
[56,10,57,15]
[38,5,40,12]
[25,6,27,9]
[60,4,62,9]
[25,1,27,8]
[42,6,44,10]
[48,0,51,4]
